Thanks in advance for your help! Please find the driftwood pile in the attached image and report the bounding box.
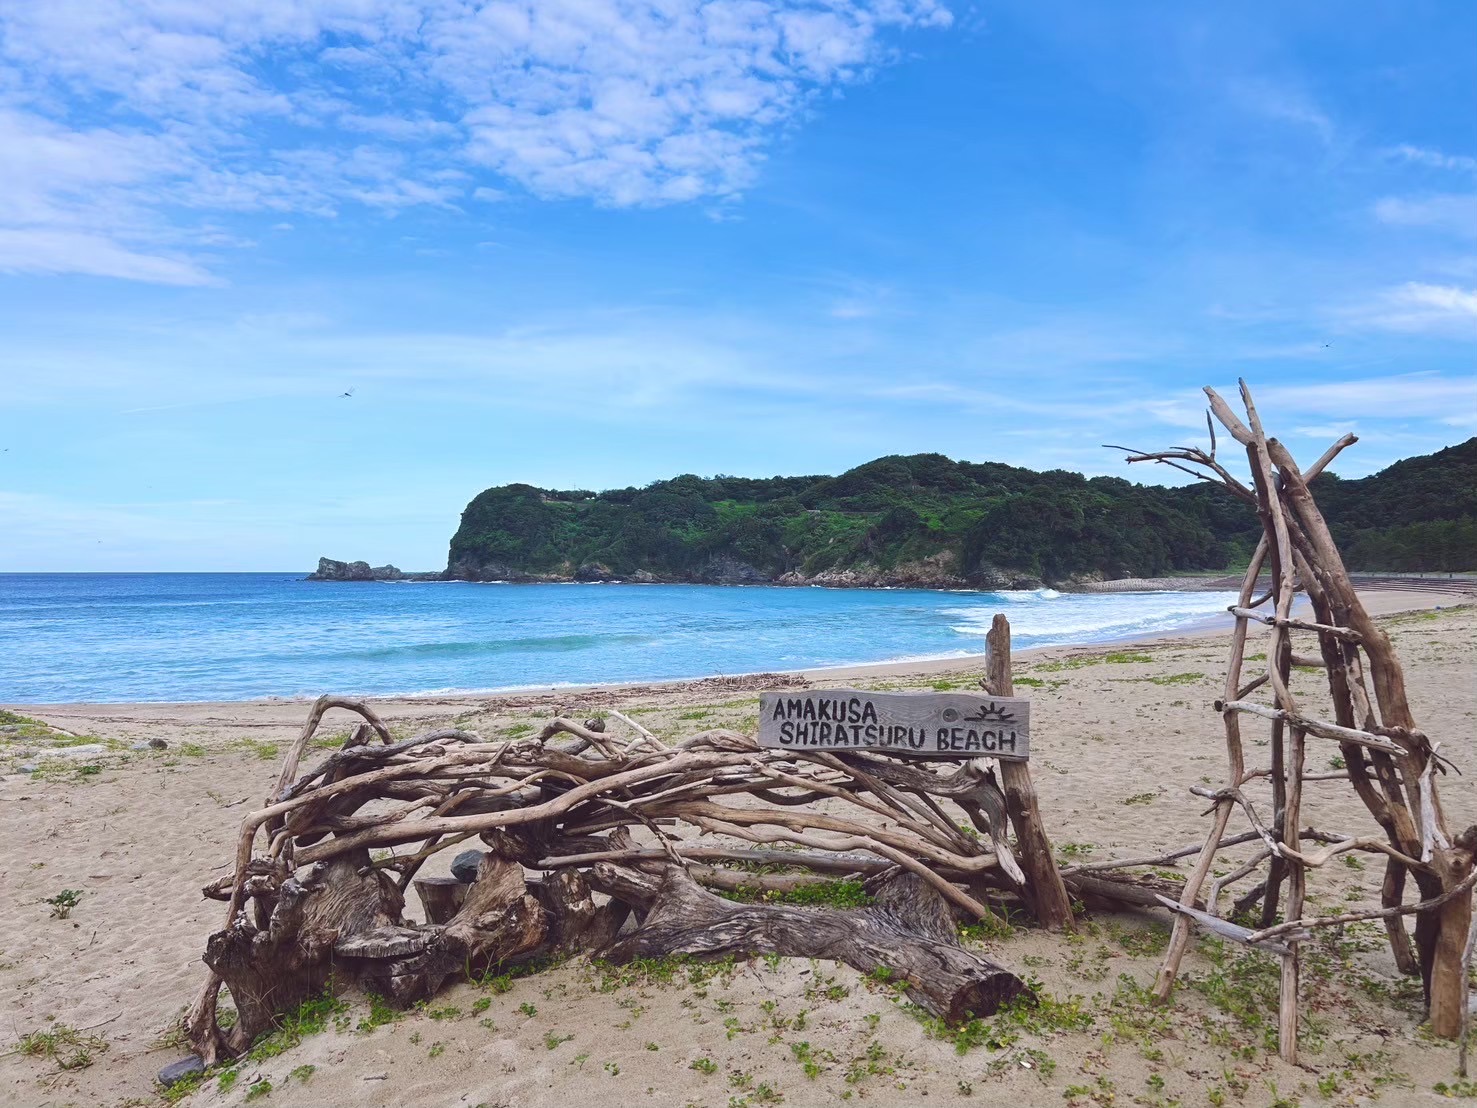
[182,623,1200,1064]
[178,628,1090,1064]
[1115,381,1475,1064]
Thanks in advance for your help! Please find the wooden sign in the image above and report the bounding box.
[758,689,1030,760]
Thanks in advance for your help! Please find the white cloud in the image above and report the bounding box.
[0,0,951,281]
[1255,372,1477,422]
[1229,78,1333,145]
[1374,194,1477,239]
[0,228,213,285]
[1385,144,1477,177]
[1357,282,1477,336]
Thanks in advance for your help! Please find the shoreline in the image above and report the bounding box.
[9,586,1470,737]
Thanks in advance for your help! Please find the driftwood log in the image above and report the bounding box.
[601,865,1029,1023]
[184,679,1118,1063]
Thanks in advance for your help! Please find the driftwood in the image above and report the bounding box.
[600,864,1028,1023]
[1115,381,1476,1061]
[182,681,1100,1064]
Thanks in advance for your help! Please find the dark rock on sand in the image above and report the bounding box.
[451,849,487,884]
[157,1056,205,1086]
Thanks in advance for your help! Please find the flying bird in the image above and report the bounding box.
[340,388,355,398]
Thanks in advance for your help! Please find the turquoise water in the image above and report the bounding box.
[0,574,1238,703]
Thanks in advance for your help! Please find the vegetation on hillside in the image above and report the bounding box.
[444,438,1476,584]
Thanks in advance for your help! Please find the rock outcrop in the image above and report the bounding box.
[306,558,442,582]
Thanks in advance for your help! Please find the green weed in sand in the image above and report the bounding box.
[15,1022,108,1070]
[43,888,83,918]
[719,877,871,909]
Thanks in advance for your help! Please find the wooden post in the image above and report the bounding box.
[985,614,1074,931]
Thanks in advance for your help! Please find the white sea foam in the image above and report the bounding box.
[944,590,1238,646]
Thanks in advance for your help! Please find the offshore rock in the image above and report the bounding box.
[307,558,441,582]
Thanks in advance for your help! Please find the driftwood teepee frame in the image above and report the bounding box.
[1116,381,1475,1063]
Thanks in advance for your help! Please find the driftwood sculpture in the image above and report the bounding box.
[186,639,1154,1064]
[1112,381,1475,1063]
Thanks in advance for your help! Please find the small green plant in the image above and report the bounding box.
[789,1040,830,1079]
[428,1041,446,1058]
[544,1031,573,1049]
[519,1001,538,1017]
[244,1079,272,1101]
[44,889,83,918]
[245,992,348,1062]
[691,1057,719,1075]
[1121,792,1155,806]
[16,1022,108,1070]
[288,1064,316,1083]
[356,992,402,1032]
[603,1061,620,1076]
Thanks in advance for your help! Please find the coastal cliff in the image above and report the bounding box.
[312,439,1476,587]
[431,443,1471,585]
[440,455,1227,587]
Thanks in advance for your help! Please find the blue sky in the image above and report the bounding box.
[2,0,1474,571]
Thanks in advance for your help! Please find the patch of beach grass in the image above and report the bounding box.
[13,1021,109,1070]
[234,737,281,759]
[718,877,872,910]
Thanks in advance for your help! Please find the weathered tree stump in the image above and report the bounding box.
[413,877,467,924]
[601,866,1030,1023]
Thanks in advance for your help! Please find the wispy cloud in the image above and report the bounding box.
[1255,371,1477,425]
[1229,78,1334,145]
[0,0,951,282]
[1373,194,1477,239]
[1384,144,1477,177]
[1356,282,1477,336]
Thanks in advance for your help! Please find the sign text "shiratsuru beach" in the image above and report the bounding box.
[757,689,1030,760]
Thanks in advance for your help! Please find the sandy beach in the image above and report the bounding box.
[3,585,1475,1107]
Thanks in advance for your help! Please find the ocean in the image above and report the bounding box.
[0,574,1239,704]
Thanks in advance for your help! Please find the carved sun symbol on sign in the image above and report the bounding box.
[964,701,1016,724]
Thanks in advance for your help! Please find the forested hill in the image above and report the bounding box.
[443,438,1477,587]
